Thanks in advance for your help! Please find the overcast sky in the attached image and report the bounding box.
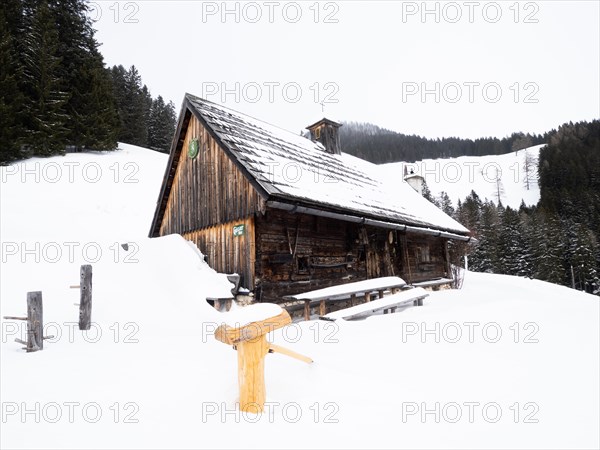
[92,1,600,139]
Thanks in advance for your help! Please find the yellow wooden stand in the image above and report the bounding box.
[214,309,312,413]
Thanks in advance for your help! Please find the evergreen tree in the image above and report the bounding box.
[455,190,482,233]
[512,133,533,154]
[139,83,152,145]
[498,206,531,277]
[569,224,599,293]
[470,200,500,273]
[0,0,26,163]
[114,65,149,146]
[453,192,482,270]
[438,191,455,216]
[22,0,68,156]
[148,96,177,152]
[536,211,565,284]
[51,0,117,149]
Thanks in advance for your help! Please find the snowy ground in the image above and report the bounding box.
[380,145,544,209]
[1,144,598,449]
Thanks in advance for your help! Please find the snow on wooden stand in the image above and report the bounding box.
[283,276,407,321]
[3,291,53,352]
[321,287,429,321]
[214,304,312,413]
[70,264,92,330]
[206,273,240,312]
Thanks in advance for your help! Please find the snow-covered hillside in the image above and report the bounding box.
[380,145,544,209]
[1,144,598,449]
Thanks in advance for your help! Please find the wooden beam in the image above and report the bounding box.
[214,310,291,345]
[269,343,313,364]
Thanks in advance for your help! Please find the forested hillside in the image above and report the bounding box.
[340,121,546,163]
[340,117,598,294]
[0,0,176,164]
[442,120,600,295]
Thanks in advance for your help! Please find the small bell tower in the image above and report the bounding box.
[306,118,342,155]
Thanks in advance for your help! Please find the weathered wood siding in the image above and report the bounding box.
[158,114,262,236]
[254,208,449,302]
[184,218,255,289]
[254,209,366,302]
[158,113,262,287]
[402,234,449,283]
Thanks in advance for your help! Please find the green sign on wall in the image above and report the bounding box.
[188,138,199,159]
[233,224,245,237]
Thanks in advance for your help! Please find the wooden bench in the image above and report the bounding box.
[411,277,453,290]
[321,287,429,321]
[283,276,407,321]
[206,274,241,312]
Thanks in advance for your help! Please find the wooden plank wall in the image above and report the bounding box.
[254,208,449,302]
[184,217,255,289]
[254,209,367,302]
[402,234,449,283]
[159,114,262,236]
[158,114,262,288]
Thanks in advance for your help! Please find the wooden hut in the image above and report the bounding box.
[149,94,472,302]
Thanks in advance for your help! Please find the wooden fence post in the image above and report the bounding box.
[79,264,92,330]
[4,291,54,352]
[214,308,311,413]
[27,291,43,352]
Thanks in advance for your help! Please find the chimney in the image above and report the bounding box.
[404,170,425,195]
[306,118,342,155]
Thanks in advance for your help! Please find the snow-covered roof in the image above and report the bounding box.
[151,94,469,237]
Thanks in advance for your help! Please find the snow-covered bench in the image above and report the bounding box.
[206,274,240,312]
[283,276,407,321]
[411,277,453,290]
[321,287,429,321]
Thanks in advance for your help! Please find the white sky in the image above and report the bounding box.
[92,0,600,139]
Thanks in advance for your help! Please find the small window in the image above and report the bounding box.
[297,256,310,274]
[315,127,321,139]
[416,245,431,263]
